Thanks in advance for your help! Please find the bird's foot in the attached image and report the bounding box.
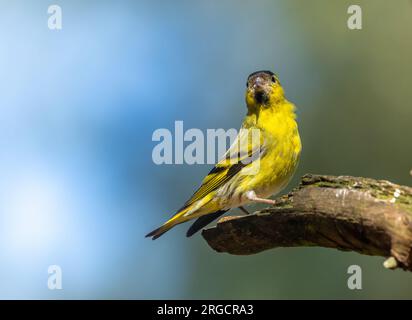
[245,191,277,206]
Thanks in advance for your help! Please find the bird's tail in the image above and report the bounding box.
[145,223,175,240]
[145,206,191,240]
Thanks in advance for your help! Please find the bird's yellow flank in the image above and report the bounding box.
[146,70,301,239]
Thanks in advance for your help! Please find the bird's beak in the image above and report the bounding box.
[252,77,269,104]
[252,77,265,92]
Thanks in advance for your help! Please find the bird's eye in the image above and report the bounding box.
[271,76,276,83]
[246,81,249,88]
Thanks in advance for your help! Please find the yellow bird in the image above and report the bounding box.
[146,70,301,240]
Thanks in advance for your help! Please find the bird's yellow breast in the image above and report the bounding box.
[241,100,301,198]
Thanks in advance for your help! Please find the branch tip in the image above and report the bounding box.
[383,257,398,270]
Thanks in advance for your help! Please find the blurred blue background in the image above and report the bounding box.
[0,0,411,299]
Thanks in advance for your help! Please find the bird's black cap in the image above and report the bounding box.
[247,70,275,80]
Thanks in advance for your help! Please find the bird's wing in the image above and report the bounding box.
[181,127,265,209]
[145,128,265,239]
[186,210,227,237]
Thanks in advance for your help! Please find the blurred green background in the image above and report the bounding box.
[0,0,411,299]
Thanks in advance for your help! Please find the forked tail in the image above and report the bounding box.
[145,206,191,240]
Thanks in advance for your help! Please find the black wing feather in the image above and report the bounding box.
[186,210,228,237]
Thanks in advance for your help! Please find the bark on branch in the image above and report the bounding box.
[202,174,412,271]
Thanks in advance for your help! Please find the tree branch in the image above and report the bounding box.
[202,174,412,271]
